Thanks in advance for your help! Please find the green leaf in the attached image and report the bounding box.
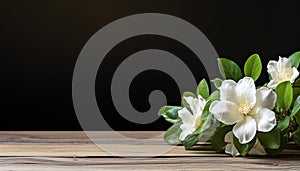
[193,119,210,135]
[266,133,287,156]
[293,78,300,103]
[257,128,281,149]
[292,128,300,145]
[211,126,232,152]
[158,106,182,124]
[233,135,256,156]
[289,51,300,68]
[244,54,262,81]
[277,116,290,132]
[294,78,300,87]
[275,81,293,111]
[296,112,300,125]
[197,79,209,99]
[218,58,243,81]
[194,115,211,135]
[182,92,196,107]
[291,96,300,118]
[192,101,216,140]
[164,121,182,144]
[182,134,200,149]
[211,78,223,88]
[208,90,220,101]
[293,87,300,103]
[200,100,211,120]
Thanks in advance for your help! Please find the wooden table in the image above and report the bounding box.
[0,131,299,170]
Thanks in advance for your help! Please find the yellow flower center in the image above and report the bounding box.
[238,103,252,115]
[195,118,202,128]
[278,71,291,82]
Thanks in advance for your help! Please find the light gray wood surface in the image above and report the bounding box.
[0,131,299,170]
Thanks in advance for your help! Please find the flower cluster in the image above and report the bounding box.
[159,52,300,156]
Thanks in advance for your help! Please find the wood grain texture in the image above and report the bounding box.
[0,131,299,170]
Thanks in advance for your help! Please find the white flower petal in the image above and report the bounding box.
[267,60,278,73]
[267,57,298,89]
[224,131,233,143]
[233,116,257,144]
[235,77,256,107]
[254,108,276,132]
[291,67,299,83]
[224,132,240,156]
[267,80,277,90]
[180,123,192,130]
[197,95,207,110]
[209,101,243,125]
[183,96,206,119]
[219,79,238,103]
[179,121,194,137]
[269,71,280,83]
[183,96,198,116]
[248,139,267,156]
[179,129,192,141]
[254,87,277,111]
[178,108,194,124]
[225,143,240,157]
[278,57,291,69]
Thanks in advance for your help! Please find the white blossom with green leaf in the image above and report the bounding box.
[267,57,299,89]
[178,95,207,141]
[224,131,266,156]
[159,51,300,157]
[209,77,277,144]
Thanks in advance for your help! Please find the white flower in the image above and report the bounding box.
[267,56,299,89]
[209,77,277,144]
[224,131,266,156]
[224,131,240,157]
[248,138,267,156]
[178,95,207,141]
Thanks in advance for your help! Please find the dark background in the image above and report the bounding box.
[1,1,300,130]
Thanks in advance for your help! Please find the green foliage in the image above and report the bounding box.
[200,100,211,120]
[218,58,243,81]
[293,79,300,103]
[275,81,293,111]
[277,116,290,132]
[295,112,300,125]
[292,128,300,145]
[197,79,209,99]
[182,134,200,149]
[289,51,300,68]
[160,51,300,157]
[212,126,232,152]
[244,54,262,81]
[265,133,287,156]
[291,96,300,118]
[257,128,281,150]
[292,88,300,106]
[158,106,182,124]
[294,78,300,87]
[208,90,220,101]
[211,78,223,88]
[164,121,182,144]
[233,135,256,156]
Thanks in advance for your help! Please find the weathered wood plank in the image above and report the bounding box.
[0,131,299,170]
[0,156,299,171]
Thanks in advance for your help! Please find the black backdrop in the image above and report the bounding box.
[1,1,300,130]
